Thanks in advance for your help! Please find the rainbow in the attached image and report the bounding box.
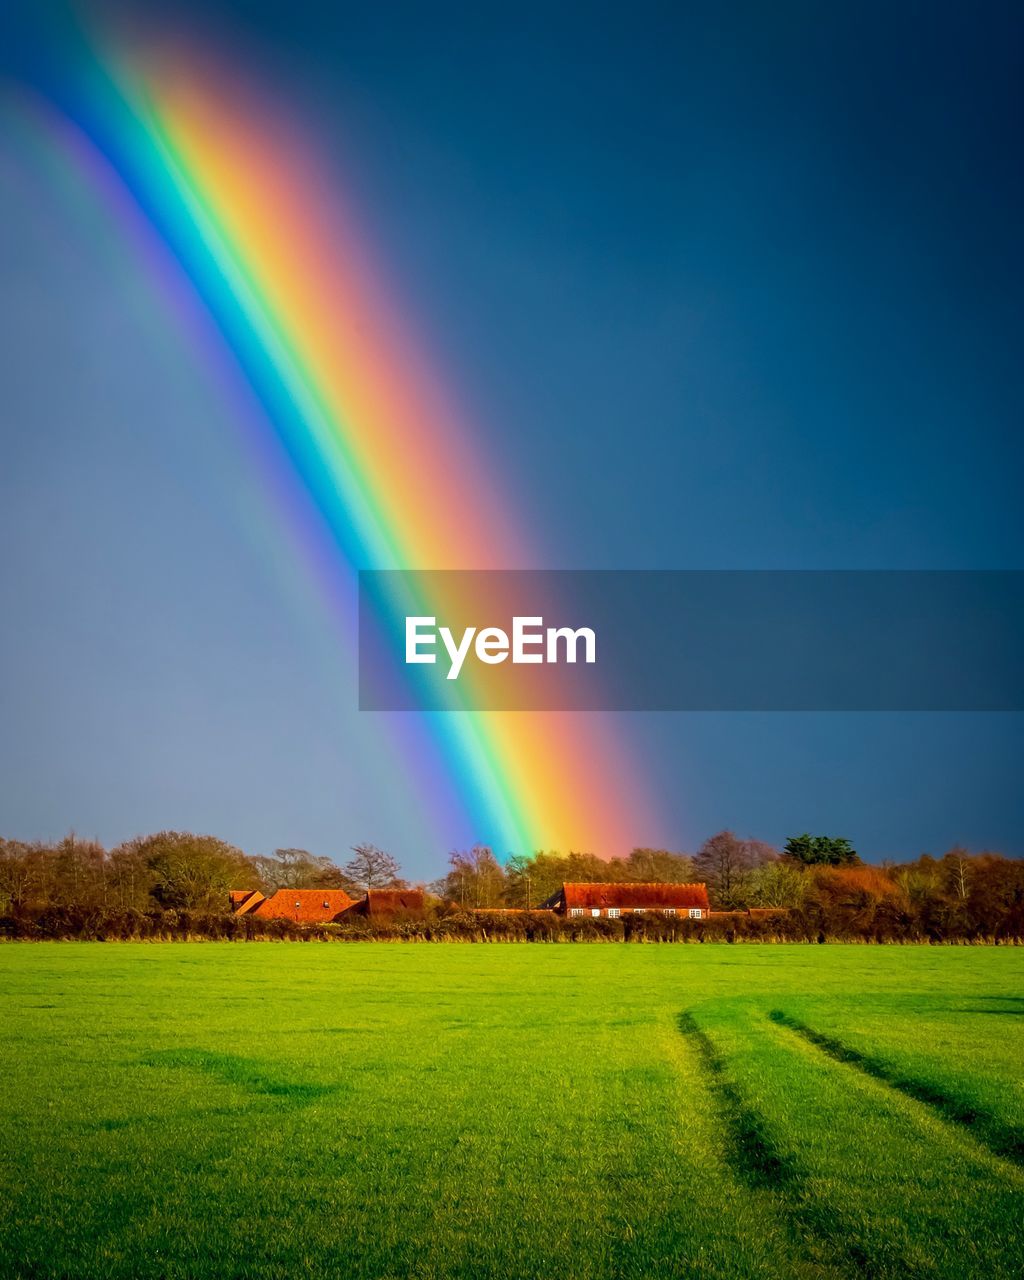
[10,10,663,856]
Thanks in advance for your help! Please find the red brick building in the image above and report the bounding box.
[541,882,710,919]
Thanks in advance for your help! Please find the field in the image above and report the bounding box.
[1,945,1022,1279]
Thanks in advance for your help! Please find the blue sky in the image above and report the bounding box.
[1,1,1022,871]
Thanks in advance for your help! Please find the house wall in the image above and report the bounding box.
[564,906,705,919]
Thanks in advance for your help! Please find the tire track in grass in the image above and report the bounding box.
[676,1013,797,1192]
[676,1011,903,1280]
[768,1010,1024,1170]
[139,1048,342,1103]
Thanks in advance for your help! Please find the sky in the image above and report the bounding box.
[1,0,1022,873]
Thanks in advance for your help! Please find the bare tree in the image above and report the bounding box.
[252,848,354,892]
[694,831,776,909]
[620,848,697,883]
[443,846,506,908]
[504,854,534,909]
[106,846,156,913]
[0,839,37,914]
[942,845,972,901]
[343,843,403,891]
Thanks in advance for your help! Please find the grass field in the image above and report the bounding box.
[1,944,1022,1279]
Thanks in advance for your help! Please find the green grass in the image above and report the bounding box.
[0,944,1022,1279]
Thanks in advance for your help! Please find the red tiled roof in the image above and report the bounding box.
[249,888,356,922]
[561,882,709,911]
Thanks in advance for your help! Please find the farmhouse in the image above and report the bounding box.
[228,886,425,923]
[229,887,357,923]
[541,882,710,919]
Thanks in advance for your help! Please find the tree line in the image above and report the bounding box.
[1,828,1022,942]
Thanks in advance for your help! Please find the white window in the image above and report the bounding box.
[323,900,331,909]
[689,908,703,919]
[591,908,600,917]
[607,908,621,919]
[664,908,676,916]
[569,907,583,918]
[633,907,645,914]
